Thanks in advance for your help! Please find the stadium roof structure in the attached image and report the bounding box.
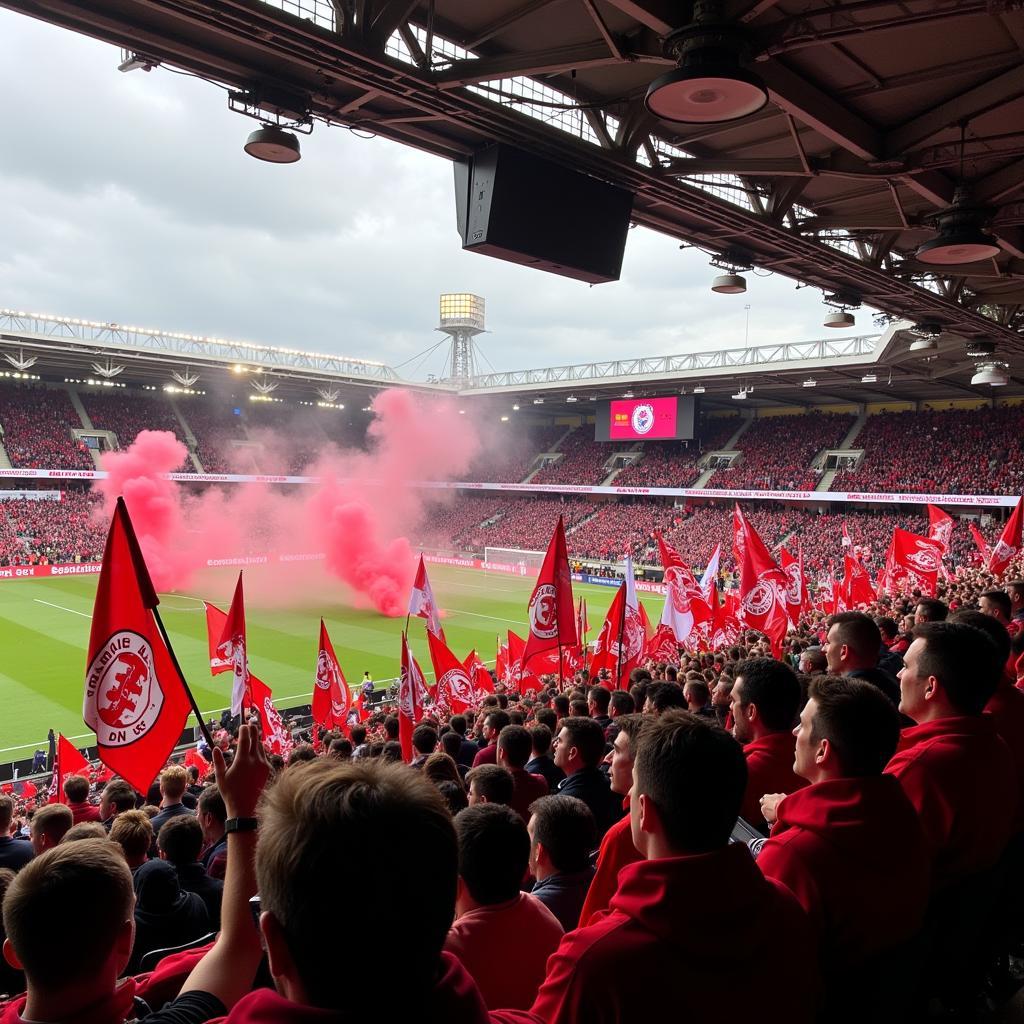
[3,0,1023,365]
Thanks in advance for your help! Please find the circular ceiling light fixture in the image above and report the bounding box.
[971,362,1009,386]
[824,309,855,329]
[244,126,301,163]
[909,336,937,352]
[711,273,747,294]
[644,1,767,124]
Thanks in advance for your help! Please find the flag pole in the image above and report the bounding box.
[152,606,216,750]
[614,577,627,689]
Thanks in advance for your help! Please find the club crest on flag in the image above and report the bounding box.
[904,540,943,573]
[664,567,693,614]
[528,584,559,640]
[437,667,474,707]
[992,540,1017,566]
[783,562,801,606]
[742,577,779,618]
[85,631,164,744]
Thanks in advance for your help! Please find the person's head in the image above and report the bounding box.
[30,804,73,854]
[439,731,462,760]
[380,741,404,763]
[0,796,13,836]
[683,679,710,711]
[609,691,635,718]
[729,658,800,744]
[99,780,136,822]
[898,621,1001,722]
[482,710,511,745]
[950,608,1012,666]
[449,714,467,737]
[156,814,204,867]
[465,764,514,806]
[158,765,188,803]
[258,760,456,1010]
[423,753,464,791]
[63,775,90,805]
[980,589,1013,625]
[553,716,606,775]
[569,698,589,717]
[587,686,611,718]
[412,724,438,758]
[535,707,557,733]
[108,809,153,869]
[529,723,553,760]
[794,676,901,785]
[329,738,353,761]
[631,712,746,858]
[350,725,367,747]
[798,647,828,675]
[1007,580,1024,615]
[383,716,399,741]
[496,725,533,770]
[454,804,529,912]
[645,682,687,715]
[608,714,646,796]
[436,781,468,816]
[914,598,948,625]
[875,617,900,644]
[61,822,109,843]
[527,795,597,882]
[3,840,134,996]
[824,613,883,675]
[552,694,570,719]
[197,785,227,844]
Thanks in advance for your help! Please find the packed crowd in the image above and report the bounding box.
[612,417,740,488]
[835,405,1024,496]
[0,387,94,471]
[0,490,106,566]
[458,499,594,554]
[82,393,189,460]
[706,413,855,492]
[531,427,616,486]
[4,565,1024,1021]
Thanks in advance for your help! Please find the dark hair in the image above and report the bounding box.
[609,691,635,716]
[981,589,1013,620]
[684,680,710,707]
[558,716,606,769]
[528,795,597,873]
[102,780,137,815]
[612,713,647,751]
[448,714,466,735]
[529,724,553,757]
[916,598,949,622]
[497,725,532,769]
[808,676,901,777]
[875,616,899,641]
[552,694,570,717]
[384,716,400,740]
[826,612,882,664]
[535,708,557,732]
[629,682,650,711]
[437,781,468,815]
[440,731,462,759]
[289,745,317,765]
[258,760,456,1010]
[634,712,746,853]
[465,764,514,805]
[197,785,226,825]
[381,740,404,763]
[157,814,204,865]
[484,710,511,735]
[950,609,1011,664]
[455,804,530,905]
[569,698,589,717]
[329,738,353,759]
[914,621,1001,715]
[1007,580,1024,603]
[588,686,611,714]
[412,725,438,756]
[650,682,687,713]
[350,725,367,746]
[63,775,90,804]
[734,658,801,731]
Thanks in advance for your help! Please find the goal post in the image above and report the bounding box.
[484,547,546,574]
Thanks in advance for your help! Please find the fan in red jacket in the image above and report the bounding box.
[729,658,806,831]
[491,712,818,1024]
[757,676,929,983]
[885,622,1018,891]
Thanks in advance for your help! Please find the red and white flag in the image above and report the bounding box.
[817,566,837,615]
[495,636,509,683]
[842,553,876,608]
[989,496,1024,576]
[971,522,993,566]
[464,649,495,697]
[645,623,680,663]
[312,620,352,739]
[699,543,721,602]
[522,516,577,668]
[408,554,444,639]
[589,555,646,690]
[47,734,90,805]
[927,505,955,552]
[84,497,193,794]
[709,592,742,652]
[779,547,805,626]
[841,521,852,548]
[216,573,250,717]
[507,629,543,694]
[204,603,232,675]
[249,674,291,757]
[398,632,427,761]
[576,597,590,653]
[427,630,477,715]
[655,531,712,646]
[885,528,945,597]
[733,504,790,657]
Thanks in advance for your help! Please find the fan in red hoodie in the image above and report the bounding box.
[491,712,818,1024]
[757,676,929,995]
[729,657,807,832]
[885,621,1018,891]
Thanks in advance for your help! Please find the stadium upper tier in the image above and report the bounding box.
[1,381,1023,502]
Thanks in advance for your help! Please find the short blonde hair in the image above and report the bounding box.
[110,809,153,861]
[160,764,188,801]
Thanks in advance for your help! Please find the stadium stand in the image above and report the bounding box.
[0,490,106,566]
[0,385,93,470]
[80,391,188,455]
[530,426,619,485]
[612,417,740,488]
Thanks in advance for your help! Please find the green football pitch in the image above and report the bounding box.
[0,563,664,762]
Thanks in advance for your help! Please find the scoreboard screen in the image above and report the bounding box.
[595,396,695,441]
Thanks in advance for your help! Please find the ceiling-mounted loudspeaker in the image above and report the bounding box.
[644,0,767,124]
[915,183,1000,265]
[244,126,301,163]
[711,273,746,294]
[971,362,1008,386]
[824,309,855,329]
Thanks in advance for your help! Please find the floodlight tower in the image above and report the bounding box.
[438,293,485,385]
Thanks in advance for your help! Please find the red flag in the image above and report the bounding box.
[841,521,852,549]
[354,687,371,723]
[927,505,954,552]
[495,636,509,683]
[522,516,577,668]
[779,547,805,626]
[817,564,837,614]
[216,573,249,716]
[655,531,712,645]
[427,630,477,715]
[886,528,945,597]
[84,498,193,794]
[989,497,1024,576]
[399,633,427,761]
[971,522,994,566]
[203,603,231,675]
[589,558,645,689]
[645,623,680,663]
[842,553,876,608]
[507,629,542,694]
[408,554,444,639]
[464,650,495,697]
[528,645,582,680]
[709,591,742,651]
[184,748,210,778]
[47,734,90,805]
[313,620,352,738]
[733,504,790,658]
[249,674,292,757]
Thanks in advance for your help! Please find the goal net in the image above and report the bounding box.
[484,547,546,575]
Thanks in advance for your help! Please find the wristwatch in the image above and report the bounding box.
[224,817,259,834]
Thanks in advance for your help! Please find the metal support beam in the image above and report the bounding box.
[434,42,628,87]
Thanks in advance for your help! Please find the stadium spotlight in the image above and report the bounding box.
[623,390,635,399]
[512,403,520,411]
[644,1,767,124]
[916,182,999,266]
[731,388,748,400]
[459,409,466,415]
[244,126,301,164]
[861,373,877,383]
[971,362,1009,386]
[802,378,817,388]
[692,384,706,393]
[565,395,578,403]
[711,273,746,294]
[823,309,855,329]
[533,398,544,404]
[501,415,510,422]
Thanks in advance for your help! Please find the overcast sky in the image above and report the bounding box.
[0,9,875,380]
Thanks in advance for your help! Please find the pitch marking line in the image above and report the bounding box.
[34,599,92,619]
